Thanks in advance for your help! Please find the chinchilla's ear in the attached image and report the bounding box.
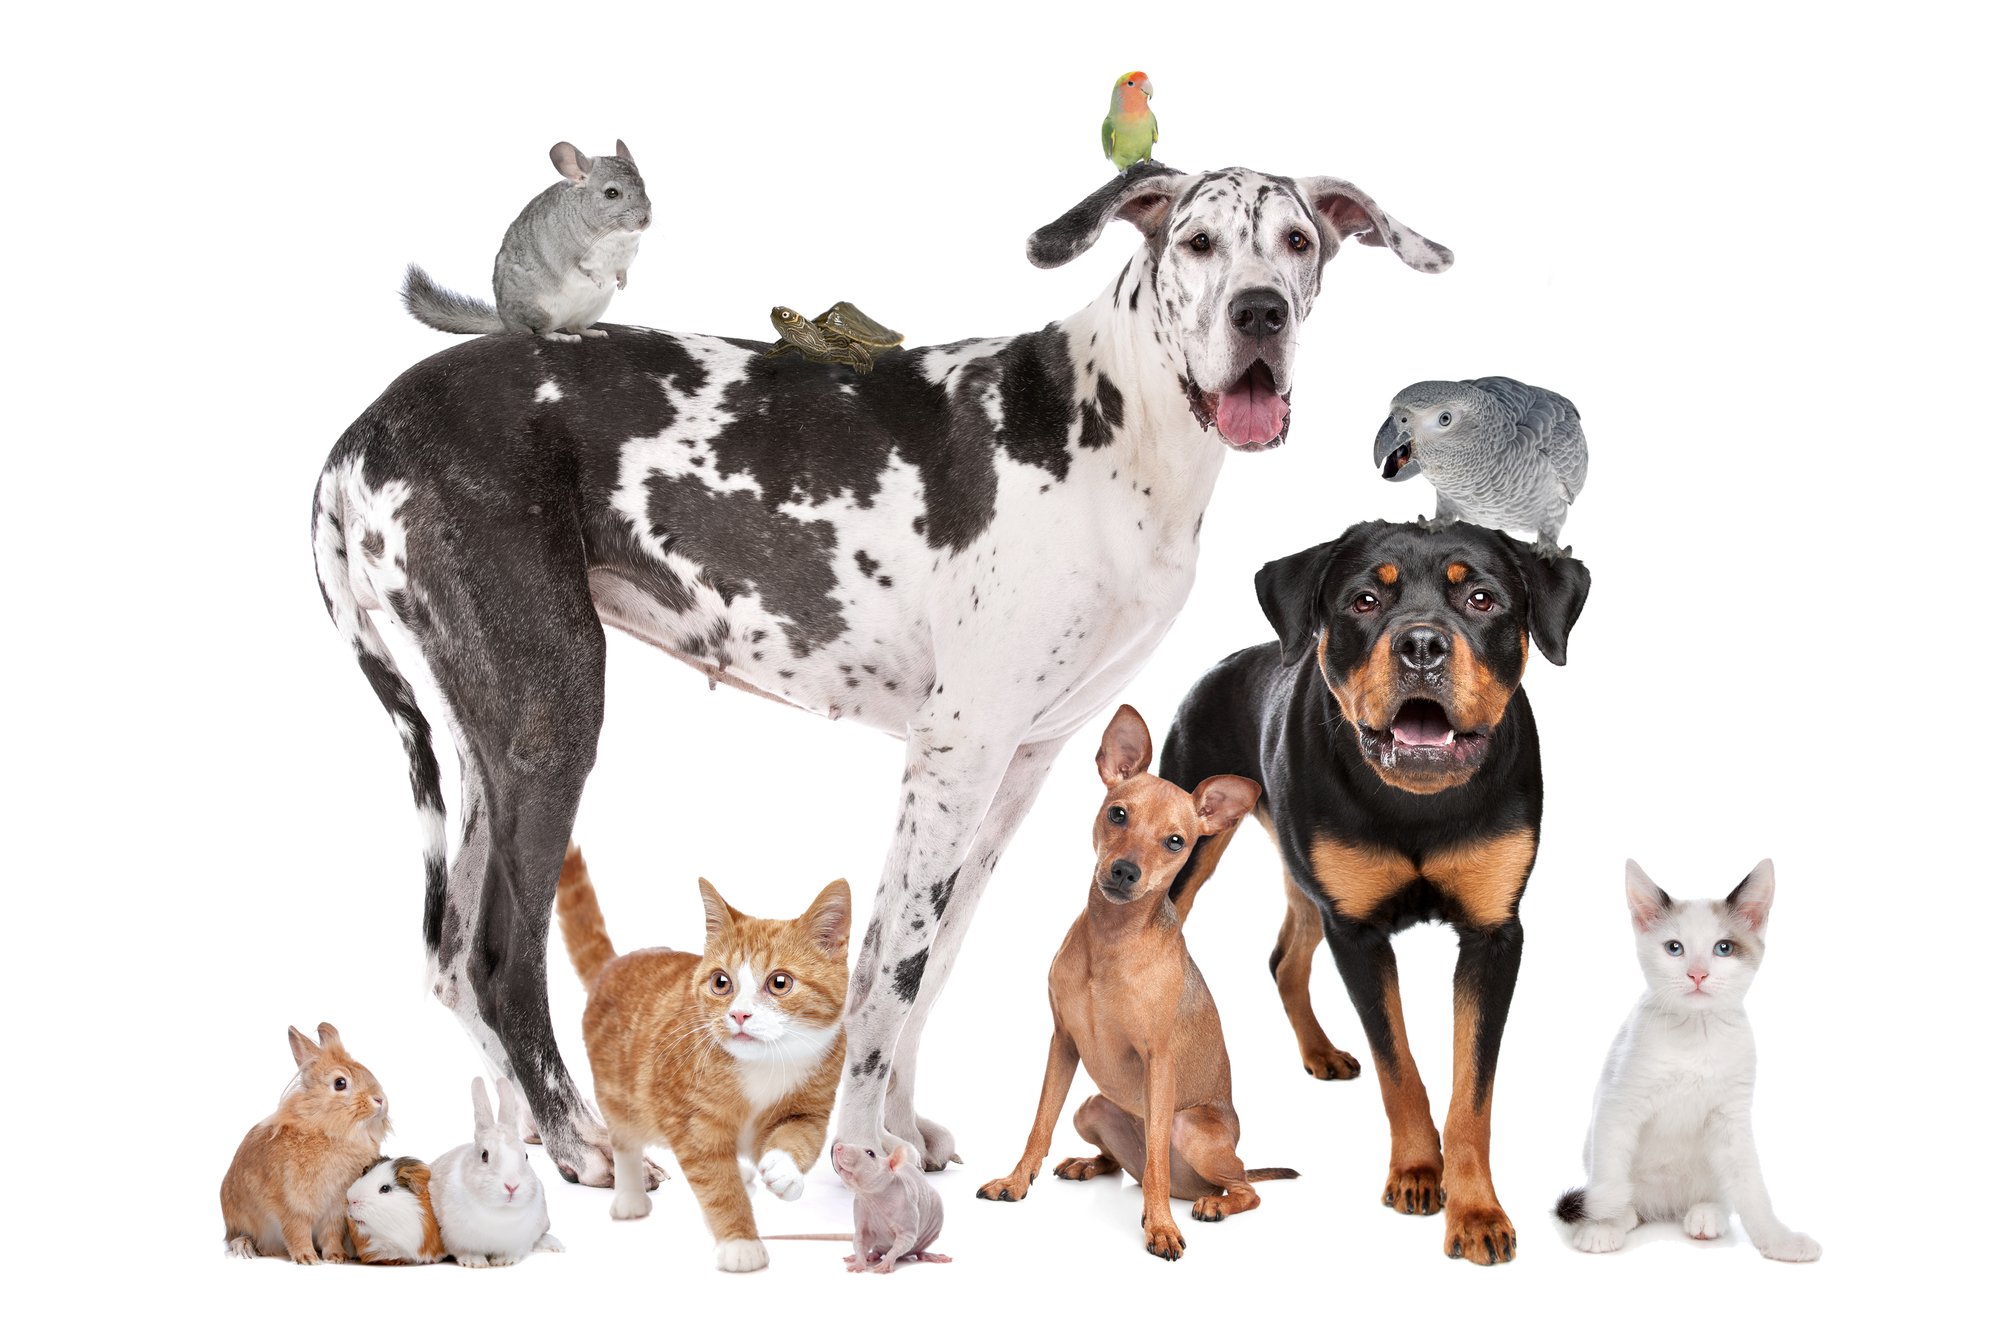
[615,139,633,165]
[1026,161,1189,268]
[550,142,591,182]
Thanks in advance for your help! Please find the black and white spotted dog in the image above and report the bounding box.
[310,163,1451,1186]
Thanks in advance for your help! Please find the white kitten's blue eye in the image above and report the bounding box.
[1665,940,1683,956]
[1714,940,1734,956]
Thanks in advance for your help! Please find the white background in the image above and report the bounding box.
[5,2,1990,1328]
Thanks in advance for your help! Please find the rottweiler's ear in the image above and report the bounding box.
[1507,539,1591,666]
[1027,162,1189,268]
[1255,540,1338,666]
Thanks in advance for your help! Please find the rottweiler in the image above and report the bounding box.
[1159,519,1590,1265]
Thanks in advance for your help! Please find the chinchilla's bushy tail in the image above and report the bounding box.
[401,263,506,334]
[556,844,618,988]
[1554,1187,1589,1224]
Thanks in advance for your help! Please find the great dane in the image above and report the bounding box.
[310,161,1452,1187]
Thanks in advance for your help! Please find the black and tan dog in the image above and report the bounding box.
[1159,519,1589,1265]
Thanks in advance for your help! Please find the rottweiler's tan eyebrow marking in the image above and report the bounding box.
[1375,563,1400,584]
[1446,561,1470,584]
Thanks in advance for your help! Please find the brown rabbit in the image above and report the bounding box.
[220,1023,391,1262]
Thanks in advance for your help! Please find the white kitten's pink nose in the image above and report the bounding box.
[1687,967,1709,987]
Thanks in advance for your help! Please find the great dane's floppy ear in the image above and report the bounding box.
[1501,536,1592,666]
[1293,176,1454,274]
[1028,161,1189,268]
[1255,537,1343,667]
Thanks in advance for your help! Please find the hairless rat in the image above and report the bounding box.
[762,1142,949,1273]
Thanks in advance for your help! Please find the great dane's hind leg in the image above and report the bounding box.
[882,737,1066,1169]
[837,712,1028,1156]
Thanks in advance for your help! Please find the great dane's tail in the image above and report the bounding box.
[400,263,507,335]
[310,464,449,952]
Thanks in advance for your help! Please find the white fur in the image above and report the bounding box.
[715,1237,769,1273]
[757,1149,805,1202]
[542,229,643,333]
[432,1077,561,1265]
[1561,861,1820,1263]
[345,1159,434,1263]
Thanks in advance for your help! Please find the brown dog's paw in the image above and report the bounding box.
[1054,1154,1117,1181]
[1382,1164,1445,1215]
[1303,1044,1363,1080]
[1143,1217,1186,1260]
[1191,1195,1230,1223]
[975,1174,1032,1202]
[1444,1204,1517,1265]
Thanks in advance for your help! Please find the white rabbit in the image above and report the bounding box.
[430,1077,564,1267]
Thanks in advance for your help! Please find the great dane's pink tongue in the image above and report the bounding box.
[1215,363,1287,447]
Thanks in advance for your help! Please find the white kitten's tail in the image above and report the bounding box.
[1553,1187,1590,1225]
[401,263,507,334]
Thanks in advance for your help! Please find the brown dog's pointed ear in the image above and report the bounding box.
[1501,536,1591,666]
[1292,176,1454,273]
[1255,537,1345,666]
[1095,704,1153,786]
[1028,162,1189,268]
[288,1025,322,1069]
[1191,775,1261,837]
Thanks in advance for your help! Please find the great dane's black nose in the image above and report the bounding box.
[1396,626,1451,671]
[1107,859,1142,891]
[1229,287,1289,336]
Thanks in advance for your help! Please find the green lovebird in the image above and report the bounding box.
[1101,70,1157,172]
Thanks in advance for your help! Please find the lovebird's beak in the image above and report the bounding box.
[1140,77,1155,99]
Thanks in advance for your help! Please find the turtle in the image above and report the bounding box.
[813,301,903,352]
[766,305,871,372]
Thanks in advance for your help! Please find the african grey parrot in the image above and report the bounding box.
[1374,376,1588,554]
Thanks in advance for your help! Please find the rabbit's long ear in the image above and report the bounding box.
[288,1025,322,1069]
[494,1077,521,1131]
[470,1077,494,1133]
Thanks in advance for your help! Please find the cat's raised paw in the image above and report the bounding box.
[1570,1220,1629,1254]
[715,1237,770,1273]
[1759,1231,1821,1263]
[1683,1202,1729,1240]
[1445,1205,1517,1265]
[1382,1164,1445,1215]
[758,1149,805,1201]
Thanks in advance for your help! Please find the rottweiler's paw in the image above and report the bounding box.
[975,1174,1031,1203]
[1054,1154,1116,1181]
[1445,1204,1517,1265]
[1143,1217,1186,1260]
[1303,1043,1362,1080]
[1382,1164,1445,1215]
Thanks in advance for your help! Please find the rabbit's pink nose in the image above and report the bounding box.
[505,1183,518,1196]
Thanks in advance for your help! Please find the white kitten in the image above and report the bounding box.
[1554,859,1820,1262]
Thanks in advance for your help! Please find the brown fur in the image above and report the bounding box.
[346,1157,446,1264]
[220,1023,390,1262]
[1309,836,1418,920]
[1440,989,1513,1263]
[1423,830,1538,928]
[1375,563,1400,584]
[977,706,1284,1261]
[556,845,849,1257]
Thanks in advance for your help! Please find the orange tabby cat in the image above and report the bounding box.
[556,843,849,1273]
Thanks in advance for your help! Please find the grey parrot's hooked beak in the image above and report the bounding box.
[1376,416,1418,480]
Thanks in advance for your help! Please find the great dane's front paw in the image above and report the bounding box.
[975,1171,1033,1202]
[1143,1214,1186,1261]
[553,1118,663,1190]
[913,1114,962,1169]
[1382,1164,1445,1215]
[1054,1154,1117,1181]
[1302,1041,1362,1080]
[1445,1203,1517,1265]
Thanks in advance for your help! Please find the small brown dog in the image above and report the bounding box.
[976,705,1291,1260]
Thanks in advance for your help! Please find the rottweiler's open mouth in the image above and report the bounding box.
[1381,442,1413,479]
[1357,698,1491,771]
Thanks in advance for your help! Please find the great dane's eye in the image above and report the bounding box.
[1187,232,1211,254]
[1665,940,1684,957]
[1437,411,1453,427]
[1351,592,1380,613]
[1108,806,1128,825]
[709,971,733,995]
[1165,834,1185,853]
[1287,229,1311,253]
[605,187,620,199]
[1467,589,1496,613]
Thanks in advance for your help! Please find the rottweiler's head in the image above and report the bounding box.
[1256,521,1590,795]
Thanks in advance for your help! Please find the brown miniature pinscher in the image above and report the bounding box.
[975,704,1293,1260]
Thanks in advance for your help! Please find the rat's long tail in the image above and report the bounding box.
[1246,1167,1300,1182]
[556,844,618,988]
[401,263,507,334]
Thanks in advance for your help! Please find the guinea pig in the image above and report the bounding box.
[345,1156,445,1265]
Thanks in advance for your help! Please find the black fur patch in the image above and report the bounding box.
[926,869,960,919]
[892,948,929,1003]
[1554,1188,1587,1224]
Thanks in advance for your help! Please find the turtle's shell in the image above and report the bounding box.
[815,302,904,350]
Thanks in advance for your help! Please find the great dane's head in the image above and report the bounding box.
[1028,163,1452,451]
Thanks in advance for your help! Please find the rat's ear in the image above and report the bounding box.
[550,142,591,183]
[1095,704,1153,787]
[885,1145,909,1172]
